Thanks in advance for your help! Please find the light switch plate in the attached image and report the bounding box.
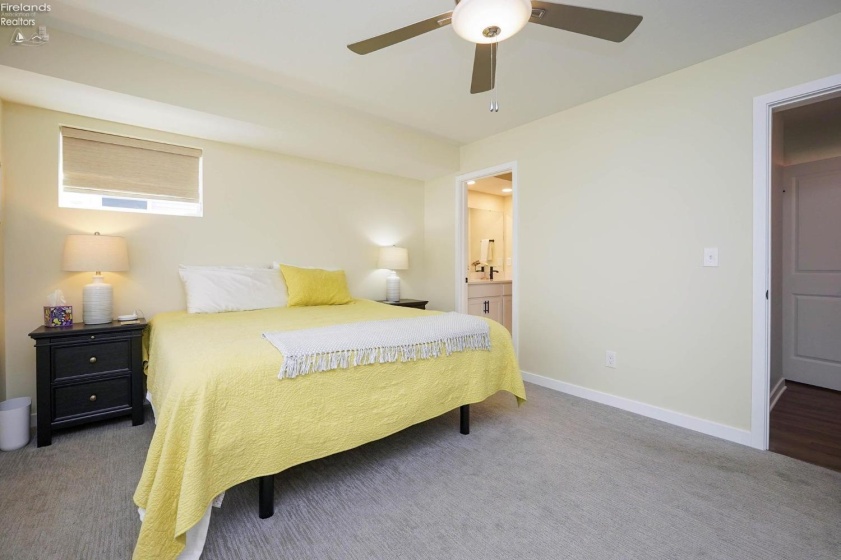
[703,247,719,267]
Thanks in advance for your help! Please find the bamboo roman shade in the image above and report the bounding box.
[60,127,202,203]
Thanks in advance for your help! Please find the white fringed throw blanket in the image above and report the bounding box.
[263,312,491,379]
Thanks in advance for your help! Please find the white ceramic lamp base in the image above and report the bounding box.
[385,273,401,303]
[83,274,113,325]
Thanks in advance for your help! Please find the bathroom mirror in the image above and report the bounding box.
[468,208,504,269]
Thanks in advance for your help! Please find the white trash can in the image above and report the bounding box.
[0,397,32,451]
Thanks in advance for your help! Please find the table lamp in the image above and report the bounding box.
[378,246,409,302]
[63,232,129,325]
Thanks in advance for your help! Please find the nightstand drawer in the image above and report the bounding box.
[53,341,130,380]
[54,377,131,420]
[50,331,124,344]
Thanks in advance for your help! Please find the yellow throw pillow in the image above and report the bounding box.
[279,265,353,306]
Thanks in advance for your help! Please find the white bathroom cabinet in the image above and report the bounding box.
[467,281,512,333]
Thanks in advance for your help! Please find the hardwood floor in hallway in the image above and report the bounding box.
[770,381,841,472]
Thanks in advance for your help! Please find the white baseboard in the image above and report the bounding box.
[521,371,753,447]
[769,378,786,411]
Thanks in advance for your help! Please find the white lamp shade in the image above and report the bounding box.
[378,246,409,270]
[63,233,129,273]
[63,233,129,325]
[452,0,532,44]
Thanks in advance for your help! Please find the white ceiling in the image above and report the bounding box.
[43,0,841,144]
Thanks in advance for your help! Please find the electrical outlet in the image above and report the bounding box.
[605,351,617,369]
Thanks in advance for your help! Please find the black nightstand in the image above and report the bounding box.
[377,299,428,310]
[28,320,147,447]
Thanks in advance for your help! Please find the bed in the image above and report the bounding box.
[133,298,526,559]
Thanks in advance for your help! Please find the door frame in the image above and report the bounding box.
[455,161,519,355]
[751,72,841,450]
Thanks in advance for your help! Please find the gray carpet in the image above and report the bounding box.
[0,383,839,560]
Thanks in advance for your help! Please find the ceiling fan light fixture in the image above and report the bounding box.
[452,0,532,44]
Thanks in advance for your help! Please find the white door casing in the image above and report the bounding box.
[781,156,841,391]
[753,73,841,450]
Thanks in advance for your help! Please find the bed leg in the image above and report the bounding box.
[259,475,274,519]
[460,404,470,435]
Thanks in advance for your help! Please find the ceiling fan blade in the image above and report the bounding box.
[470,43,497,94]
[348,11,453,54]
[529,1,642,43]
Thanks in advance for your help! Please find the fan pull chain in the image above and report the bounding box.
[489,43,499,113]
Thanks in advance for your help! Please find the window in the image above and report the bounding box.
[59,127,203,217]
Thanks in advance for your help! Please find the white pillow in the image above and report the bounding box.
[179,265,288,313]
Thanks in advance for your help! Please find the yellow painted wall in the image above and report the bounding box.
[428,13,841,431]
[0,28,458,181]
[1,103,425,404]
[423,174,457,312]
[467,191,505,212]
[467,191,511,276]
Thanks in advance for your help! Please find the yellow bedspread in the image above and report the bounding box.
[133,299,526,559]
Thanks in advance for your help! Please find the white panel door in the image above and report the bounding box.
[782,157,841,391]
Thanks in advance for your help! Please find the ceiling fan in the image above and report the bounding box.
[348,0,642,102]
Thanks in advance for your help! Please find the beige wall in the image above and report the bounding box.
[423,174,457,312]
[467,191,511,277]
[0,100,5,401]
[467,191,505,212]
[427,13,841,431]
[468,192,501,270]
[2,103,425,404]
[0,28,459,181]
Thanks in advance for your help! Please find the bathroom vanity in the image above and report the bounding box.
[467,280,512,333]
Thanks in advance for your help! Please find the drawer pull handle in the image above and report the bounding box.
[89,357,97,364]
[89,394,97,402]
[90,335,95,340]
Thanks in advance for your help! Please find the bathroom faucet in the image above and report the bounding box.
[489,267,499,280]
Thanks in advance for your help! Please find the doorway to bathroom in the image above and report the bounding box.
[455,162,518,354]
